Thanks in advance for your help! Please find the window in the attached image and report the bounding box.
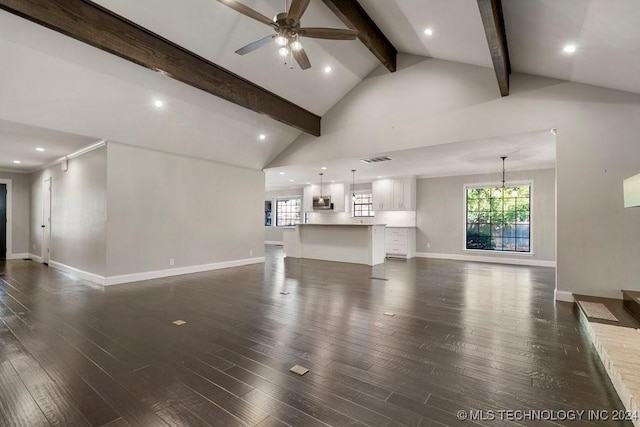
[276,197,301,227]
[466,185,531,252]
[264,200,272,226]
[353,193,374,217]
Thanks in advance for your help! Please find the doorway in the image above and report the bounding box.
[42,178,51,264]
[0,183,6,260]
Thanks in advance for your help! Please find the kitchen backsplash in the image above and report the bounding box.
[306,210,416,227]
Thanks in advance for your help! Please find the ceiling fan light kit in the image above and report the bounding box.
[218,0,358,70]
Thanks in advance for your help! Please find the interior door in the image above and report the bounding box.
[0,184,6,260]
[42,178,51,264]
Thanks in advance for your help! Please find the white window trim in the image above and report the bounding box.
[352,191,374,218]
[462,180,534,255]
[275,195,302,228]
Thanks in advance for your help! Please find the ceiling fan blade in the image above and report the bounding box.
[292,47,311,70]
[298,27,358,40]
[235,34,276,55]
[287,0,310,24]
[217,0,276,27]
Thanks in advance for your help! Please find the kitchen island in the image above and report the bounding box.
[283,224,386,266]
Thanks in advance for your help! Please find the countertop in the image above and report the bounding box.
[299,223,386,226]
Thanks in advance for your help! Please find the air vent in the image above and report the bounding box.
[360,156,392,164]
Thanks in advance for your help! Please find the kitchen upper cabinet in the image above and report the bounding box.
[302,185,316,212]
[303,183,345,212]
[372,177,416,211]
[331,183,345,212]
[372,180,392,211]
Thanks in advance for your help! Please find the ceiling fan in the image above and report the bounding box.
[217,0,358,70]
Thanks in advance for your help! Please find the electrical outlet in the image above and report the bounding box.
[426,243,431,248]
[169,258,175,266]
[249,250,253,256]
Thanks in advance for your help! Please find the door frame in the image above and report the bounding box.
[0,178,12,259]
[42,177,51,264]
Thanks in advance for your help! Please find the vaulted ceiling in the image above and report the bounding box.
[0,0,639,173]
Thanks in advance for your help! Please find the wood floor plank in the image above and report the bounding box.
[0,359,50,427]
[0,249,634,427]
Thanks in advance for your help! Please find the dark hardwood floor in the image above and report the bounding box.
[0,248,631,426]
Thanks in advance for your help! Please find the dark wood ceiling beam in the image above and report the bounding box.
[0,0,321,136]
[477,0,511,96]
[321,0,397,72]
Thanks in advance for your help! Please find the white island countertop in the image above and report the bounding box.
[283,224,386,266]
[299,223,386,226]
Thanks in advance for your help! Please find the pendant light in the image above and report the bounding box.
[493,156,519,198]
[494,156,507,198]
[351,169,356,201]
[318,172,325,206]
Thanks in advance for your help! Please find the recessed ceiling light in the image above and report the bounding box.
[13,160,21,164]
[424,28,433,36]
[153,99,164,108]
[259,134,266,140]
[321,166,327,170]
[289,179,294,182]
[377,176,382,179]
[331,180,335,183]
[563,44,576,54]
[36,147,45,152]
[324,66,332,73]
[306,182,310,184]
[279,172,285,175]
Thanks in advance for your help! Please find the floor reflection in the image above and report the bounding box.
[0,247,630,427]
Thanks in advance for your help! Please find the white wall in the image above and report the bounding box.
[0,171,29,256]
[29,146,107,275]
[264,188,303,243]
[106,143,265,277]
[270,55,640,298]
[416,168,556,264]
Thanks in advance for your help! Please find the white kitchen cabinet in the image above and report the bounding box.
[302,185,317,212]
[392,179,404,210]
[372,179,392,211]
[372,177,416,211]
[330,183,345,212]
[400,178,416,210]
[385,227,416,259]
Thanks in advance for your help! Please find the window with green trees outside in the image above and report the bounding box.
[465,185,531,252]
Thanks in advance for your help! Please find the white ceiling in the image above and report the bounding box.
[0,0,638,174]
[0,10,302,170]
[91,0,380,116]
[0,120,96,172]
[357,0,493,68]
[503,0,640,94]
[265,129,556,190]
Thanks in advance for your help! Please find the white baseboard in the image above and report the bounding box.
[104,256,266,286]
[415,252,556,268]
[264,241,283,246]
[49,260,107,285]
[48,256,266,287]
[29,253,43,263]
[6,253,29,260]
[554,290,575,303]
